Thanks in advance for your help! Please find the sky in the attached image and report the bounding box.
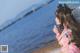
[0,0,48,26]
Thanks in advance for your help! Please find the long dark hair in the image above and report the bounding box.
[56,4,80,47]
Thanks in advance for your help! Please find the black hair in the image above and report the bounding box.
[56,4,80,47]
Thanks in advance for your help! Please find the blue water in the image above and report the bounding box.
[0,0,58,53]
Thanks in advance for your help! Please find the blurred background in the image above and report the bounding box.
[0,0,80,53]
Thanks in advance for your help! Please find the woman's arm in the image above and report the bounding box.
[53,26,61,41]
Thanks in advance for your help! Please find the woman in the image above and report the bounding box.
[53,4,80,53]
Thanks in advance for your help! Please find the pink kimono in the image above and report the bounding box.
[55,28,80,53]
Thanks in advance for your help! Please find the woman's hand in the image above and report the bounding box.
[53,25,60,35]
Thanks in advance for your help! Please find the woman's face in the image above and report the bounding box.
[55,17,61,25]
